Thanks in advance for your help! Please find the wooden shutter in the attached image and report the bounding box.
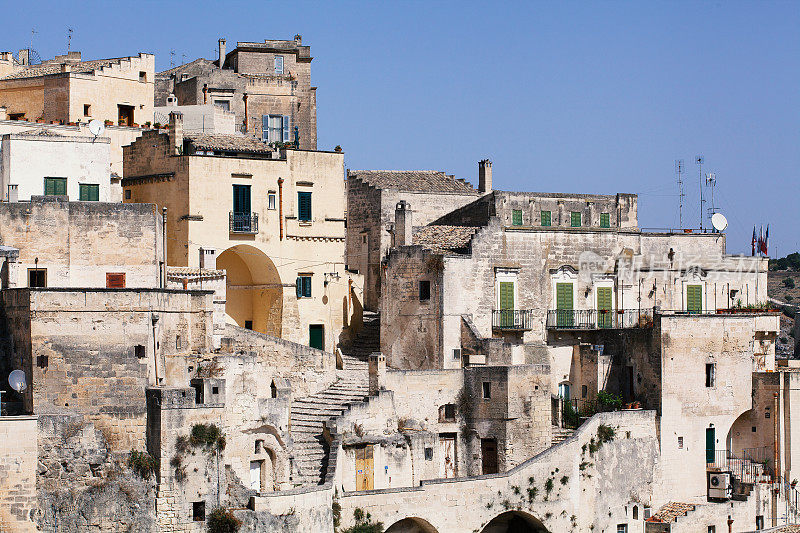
[600,213,610,228]
[687,285,702,313]
[541,211,551,226]
[296,277,302,297]
[44,178,55,196]
[512,210,522,226]
[556,283,574,327]
[106,273,126,288]
[597,287,612,328]
[282,115,290,142]
[499,282,514,310]
[302,276,312,297]
[571,212,581,227]
[261,115,269,141]
[298,192,311,221]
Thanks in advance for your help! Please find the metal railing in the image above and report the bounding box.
[546,308,655,330]
[229,212,258,233]
[708,449,771,485]
[492,309,535,330]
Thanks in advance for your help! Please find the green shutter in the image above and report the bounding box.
[298,192,312,221]
[571,212,581,227]
[309,324,324,350]
[303,276,312,297]
[499,282,514,327]
[556,283,574,327]
[44,177,67,196]
[540,211,551,227]
[597,287,613,328]
[600,213,610,228]
[79,184,99,201]
[687,285,702,313]
[512,210,522,226]
[706,427,715,463]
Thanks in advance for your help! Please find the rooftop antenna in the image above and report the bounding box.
[695,155,704,231]
[705,172,718,224]
[675,159,685,228]
[67,27,73,53]
[170,49,176,68]
[181,53,187,66]
[29,28,37,53]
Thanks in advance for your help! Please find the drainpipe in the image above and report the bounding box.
[162,207,167,288]
[203,84,207,104]
[278,178,284,240]
[243,93,248,133]
[774,392,780,482]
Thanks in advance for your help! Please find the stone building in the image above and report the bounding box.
[123,112,358,351]
[156,36,317,150]
[0,129,111,202]
[153,102,237,134]
[345,166,484,310]
[0,50,154,126]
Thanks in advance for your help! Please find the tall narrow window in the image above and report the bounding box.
[274,55,284,74]
[419,280,431,301]
[482,382,491,400]
[687,284,703,313]
[79,183,99,201]
[571,211,581,227]
[705,363,716,387]
[298,191,312,221]
[600,212,610,228]
[44,177,67,196]
[232,184,253,232]
[512,209,523,226]
[261,115,290,143]
[296,275,312,298]
[540,210,551,226]
[268,192,276,210]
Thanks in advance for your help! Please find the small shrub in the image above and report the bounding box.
[511,485,520,495]
[191,424,222,447]
[597,424,616,443]
[128,450,157,479]
[207,507,241,533]
[527,486,538,502]
[175,435,190,454]
[332,501,341,529]
[597,390,623,411]
[560,475,569,485]
[783,278,795,289]
[342,508,384,533]
[545,478,554,494]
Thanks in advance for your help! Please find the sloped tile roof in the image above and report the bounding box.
[185,133,272,154]
[646,502,696,523]
[0,58,124,80]
[349,170,478,194]
[412,225,478,255]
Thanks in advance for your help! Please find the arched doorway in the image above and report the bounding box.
[385,517,439,533]
[481,511,549,533]
[217,245,282,336]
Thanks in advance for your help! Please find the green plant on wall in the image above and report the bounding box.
[207,507,241,533]
[341,509,384,533]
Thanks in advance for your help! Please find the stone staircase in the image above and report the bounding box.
[552,426,575,446]
[288,313,378,485]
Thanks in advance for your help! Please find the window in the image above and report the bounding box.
[191,381,204,404]
[117,104,134,126]
[632,506,638,520]
[512,209,523,226]
[617,525,628,533]
[274,55,284,74]
[424,447,434,460]
[678,436,683,449]
[452,348,461,360]
[298,191,312,221]
[233,184,251,214]
[482,382,491,400]
[124,189,131,200]
[756,516,764,529]
[707,527,715,533]
[571,211,581,227]
[213,99,230,111]
[705,363,716,387]
[261,114,290,142]
[244,320,253,330]
[28,268,46,287]
[268,193,276,210]
[442,404,456,421]
[134,345,145,358]
[106,273,125,288]
[255,439,264,453]
[581,385,588,398]
[139,71,147,82]
[271,381,277,398]
[540,210,551,226]
[309,324,324,350]
[419,280,431,301]
[44,177,67,196]
[83,104,91,117]
[687,284,703,313]
[211,386,219,395]
[79,183,99,201]
[296,275,312,298]
[37,355,49,368]
[600,212,610,228]
[192,501,205,521]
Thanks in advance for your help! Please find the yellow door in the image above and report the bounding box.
[355,445,374,490]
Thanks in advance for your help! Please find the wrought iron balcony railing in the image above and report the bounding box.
[230,212,258,234]
[492,309,535,331]
[546,309,654,330]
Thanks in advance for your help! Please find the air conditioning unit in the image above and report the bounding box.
[708,471,731,500]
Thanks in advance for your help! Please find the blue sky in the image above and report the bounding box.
[3,1,798,255]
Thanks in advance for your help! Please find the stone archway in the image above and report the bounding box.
[217,245,282,336]
[385,517,439,533]
[481,511,550,533]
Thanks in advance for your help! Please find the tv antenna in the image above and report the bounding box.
[170,49,176,68]
[675,160,685,228]
[705,172,718,223]
[695,155,704,231]
[67,27,73,53]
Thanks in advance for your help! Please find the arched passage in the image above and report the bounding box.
[217,245,282,336]
[385,517,439,533]
[481,511,550,533]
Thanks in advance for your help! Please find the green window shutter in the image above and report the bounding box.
[512,210,522,226]
[56,178,67,196]
[296,277,302,298]
[541,211,551,226]
[303,276,312,297]
[687,285,702,313]
[571,212,581,227]
[298,192,312,221]
[45,178,67,196]
[600,213,610,228]
[79,184,99,201]
[44,178,54,196]
[597,287,612,328]
[499,282,514,310]
[309,324,324,350]
[556,283,574,327]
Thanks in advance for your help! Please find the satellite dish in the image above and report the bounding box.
[711,213,728,232]
[88,119,105,137]
[8,370,26,392]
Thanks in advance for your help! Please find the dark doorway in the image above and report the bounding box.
[480,511,549,532]
[481,438,498,474]
[117,104,134,126]
[706,427,716,463]
[309,324,324,350]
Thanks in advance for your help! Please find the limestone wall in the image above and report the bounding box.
[0,415,37,532]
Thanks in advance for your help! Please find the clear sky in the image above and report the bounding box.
[3,1,798,255]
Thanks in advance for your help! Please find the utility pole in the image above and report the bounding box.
[676,160,685,228]
[696,155,704,231]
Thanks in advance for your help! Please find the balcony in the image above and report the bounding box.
[546,309,654,330]
[230,212,258,234]
[492,309,535,331]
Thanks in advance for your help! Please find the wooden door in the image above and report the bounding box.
[355,445,374,490]
[706,427,715,464]
[249,460,262,491]
[687,285,703,313]
[481,439,498,475]
[597,287,612,328]
[309,324,324,350]
[440,435,456,479]
[556,283,574,327]
[499,281,514,327]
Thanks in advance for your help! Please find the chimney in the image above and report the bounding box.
[294,34,302,46]
[60,63,71,73]
[479,159,492,193]
[18,49,29,65]
[168,111,184,155]
[199,248,217,270]
[218,38,226,67]
[0,107,6,121]
[394,201,412,247]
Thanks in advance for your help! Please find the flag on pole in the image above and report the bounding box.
[762,225,769,256]
[752,226,757,257]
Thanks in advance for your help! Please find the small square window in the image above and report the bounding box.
[79,183,100,201]
[37,355,48,368]
[678,436,683,449]
[192,501,205,521]
[482,382,491,400]
[424,447,434,460]
[512,209,523,226]
[213,99,230,111]
[106,272,125,288]
[296,275,312,298]
[705,363,716,387]
[124,189,132,200]
[83,104,91,117]
[274,55,284,75]
[268,193,276,210]
[752,426,757,432]
[571,212,581,227]
[244,320,253,330]
[134,345,145,358]
[28,268,46,288]
[443,404,455,421]
[600,212,610,228]
[419,280,431,301]
[617,525,628,533]
[707,526,715,533]
[540,210,551,226]
[139,71,147,82]
[452,349,461,360]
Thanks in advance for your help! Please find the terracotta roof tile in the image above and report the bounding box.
[184,133,273,154]
[349,170,478,194]
[646,502,696,523]
[0,58,125,80]
[412,225,478,255]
